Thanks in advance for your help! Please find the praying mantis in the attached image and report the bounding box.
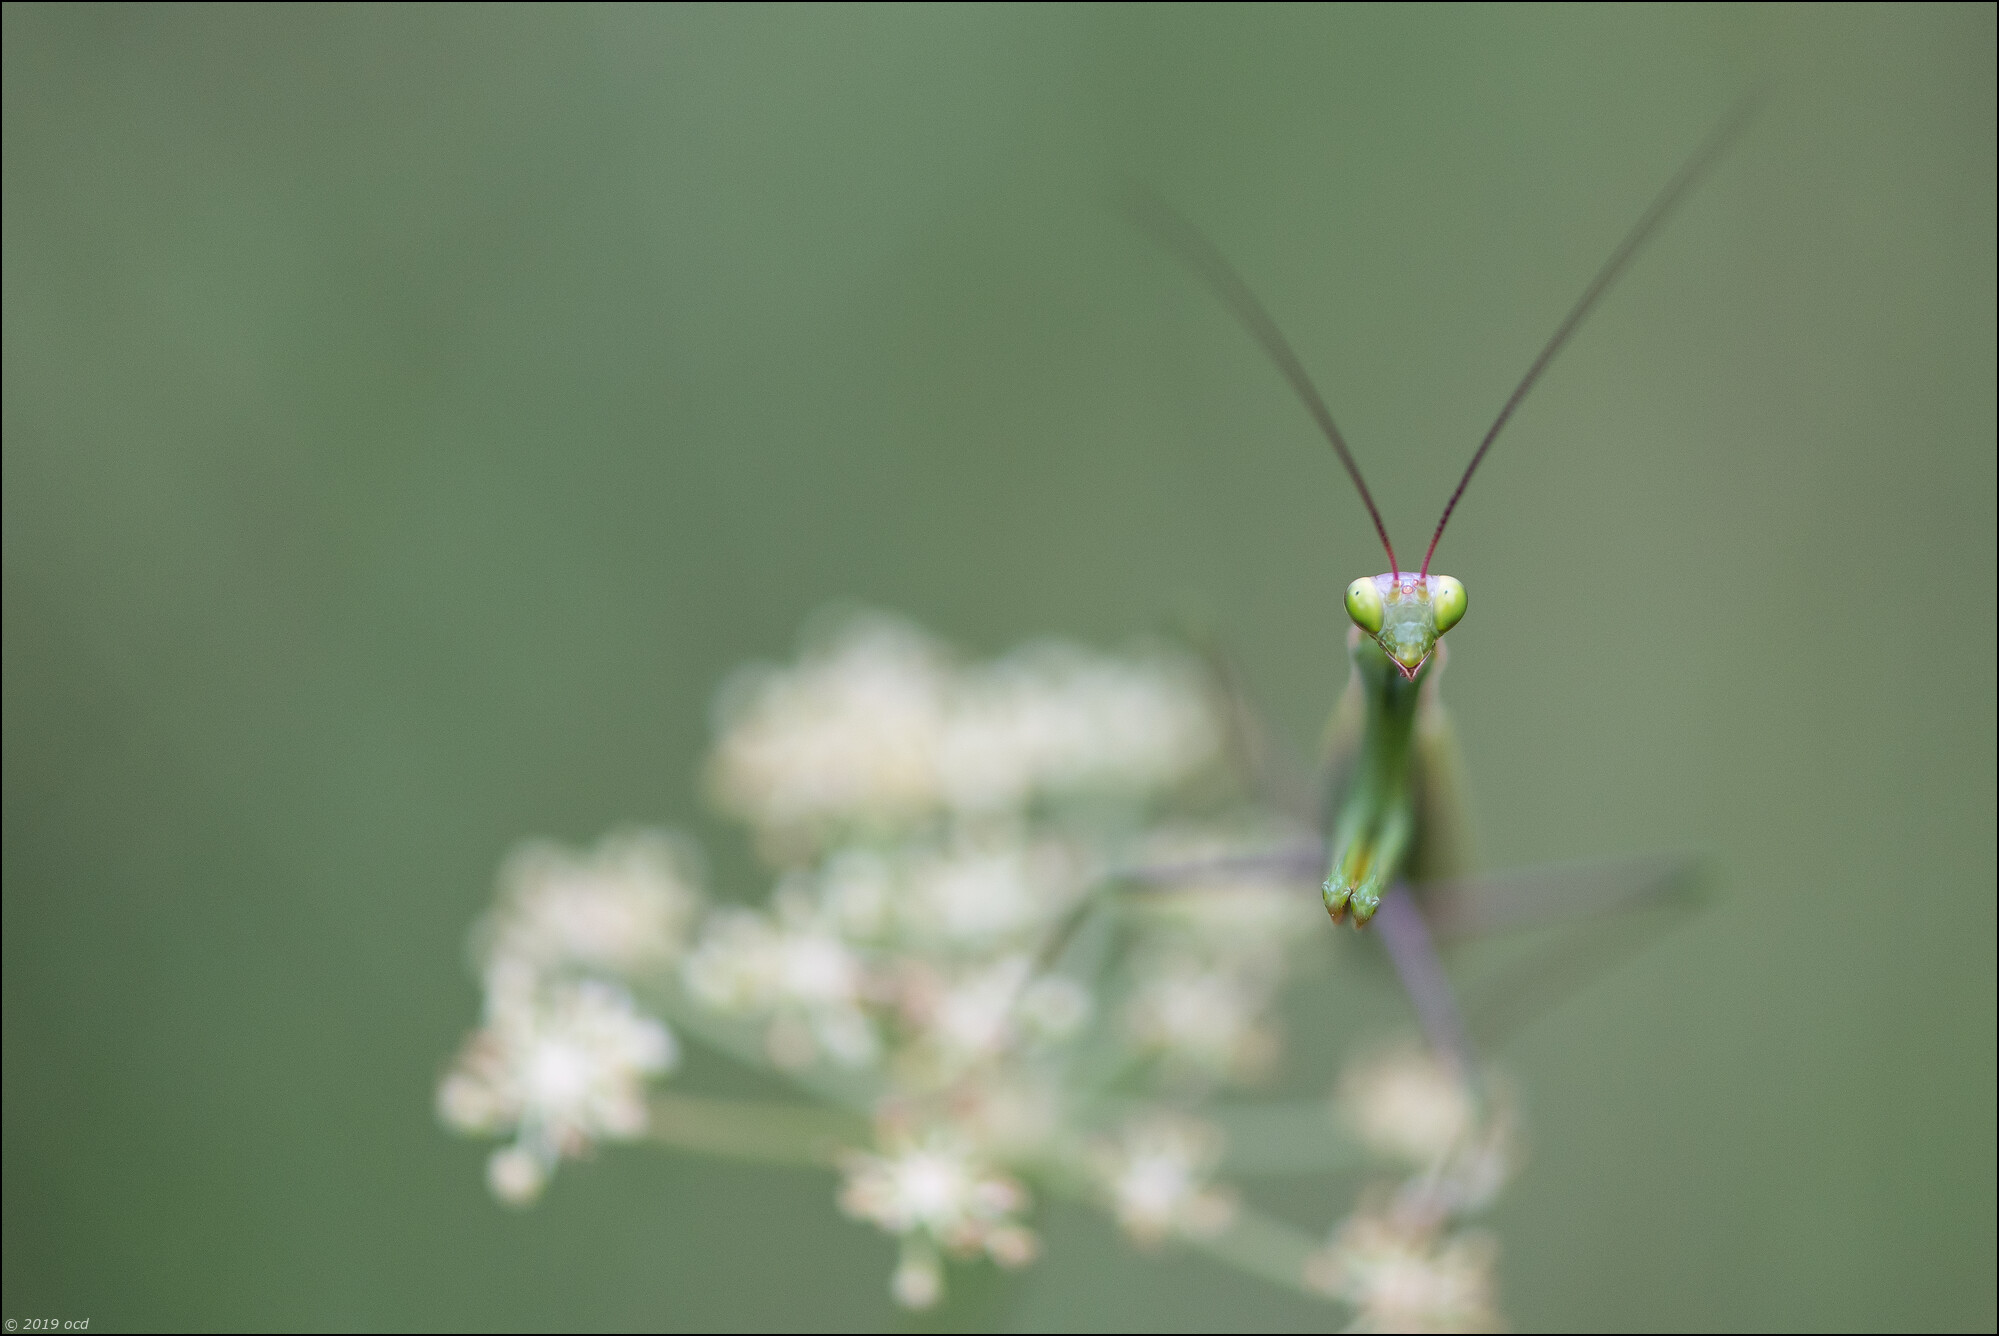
[1127,101,1759,1057]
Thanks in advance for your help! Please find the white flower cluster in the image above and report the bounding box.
[437,831,703,1203]
[1303,1048,1519,1330]
[838,1128,1039,1309]
[1092,1114,1238,1246]
[1306,1210,1500,1334]
[681,893,880,1070]
[1120,868,1309,1088]
[436,608,1526,1326]
[438,976,678,1204]
[1339,1047,1518,1221]
[708,613,1220,853]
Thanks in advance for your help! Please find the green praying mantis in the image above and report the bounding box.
[1127,102,1759,1054]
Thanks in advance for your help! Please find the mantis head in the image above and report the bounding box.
[1345,573,1466,679]
[1132,100,1756,691]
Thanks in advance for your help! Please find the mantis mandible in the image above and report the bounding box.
[1129,103,1757,950]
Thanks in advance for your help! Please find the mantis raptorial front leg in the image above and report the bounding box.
[1320,624,1449,926]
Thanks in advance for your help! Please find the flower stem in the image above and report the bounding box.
[645,1092,867,1167]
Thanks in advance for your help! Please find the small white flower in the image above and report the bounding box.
[838,1130,1038,1279]
[939,643,1219,813]
[1125,956,1279,1084]
[438,978,676,1195]
[926,956,1033,1065]
[1341,1048,1477,1167]
[485,1144,549,1206]
[890,1239,944,1310]
[890,956,1082,1082]
[708,614,952,846]
[837,834,1090,955]
[482,829,702,977]
[915,844,1047,945]
[1304,1211,1501,1333]
[680,905,879,1069]
[1093,1116,1237,1246]
[1339,1049,1520,1221]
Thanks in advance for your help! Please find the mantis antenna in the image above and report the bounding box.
[1419,94,1766,576]
[1121,182,1401,576]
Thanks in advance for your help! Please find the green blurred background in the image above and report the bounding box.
[4,4,1992,1330]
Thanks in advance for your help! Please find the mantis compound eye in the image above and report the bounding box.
[1429,575,1467,635]
[1345,577,1384,636]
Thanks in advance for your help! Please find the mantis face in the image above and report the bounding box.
[1344,573,1467,678]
